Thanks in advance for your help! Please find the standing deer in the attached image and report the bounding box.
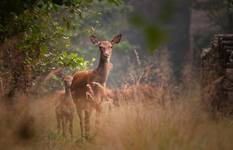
[70,34,122,139]
[54,73,75,138]
[42,68,75,137]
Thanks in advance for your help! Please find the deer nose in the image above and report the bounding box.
[104,53,110,57]
[103,51,111,57]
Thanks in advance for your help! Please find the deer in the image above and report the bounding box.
[53,71,76,138]
[70,34,122,139]
[40,68,76,137]
[85,82,116,112]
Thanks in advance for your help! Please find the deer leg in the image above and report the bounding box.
[94,96,103,131]
[77,109,84,139]
[84,110,91,139]
[95,106,102,131]
[61,118,66,137]
[56,115,61,134]
[69,117,73,138]
[86,84,94,96]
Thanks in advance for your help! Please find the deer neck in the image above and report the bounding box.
[65,88,71,96]
[64,81,72,98]
[95,54,111,84]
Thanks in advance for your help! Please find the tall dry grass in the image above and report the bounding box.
[1,82,233,150]
[0,48,233,150]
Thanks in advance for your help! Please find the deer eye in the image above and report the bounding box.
[99,46,103,49]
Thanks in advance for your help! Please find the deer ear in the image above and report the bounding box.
[111,34,122,45]
[90,35,99,45]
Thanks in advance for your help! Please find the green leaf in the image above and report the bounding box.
[40,45,48,55]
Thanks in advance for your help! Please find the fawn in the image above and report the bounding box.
[55,74,75,138]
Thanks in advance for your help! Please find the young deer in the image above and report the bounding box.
[55,74,75,138]
[70,34,122,139]
[91,82,116,109]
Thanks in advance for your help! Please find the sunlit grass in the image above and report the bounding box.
[0,83,233,150]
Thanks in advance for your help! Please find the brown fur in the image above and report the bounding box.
[55,76,75,138]
[70,34,122,139]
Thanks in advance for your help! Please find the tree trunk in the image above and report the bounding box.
[167,0,191,81]
[0,34,32,105]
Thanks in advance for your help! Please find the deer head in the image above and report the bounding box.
[47,68,73,93]
[63,75,73,93]
[90,34,122,62]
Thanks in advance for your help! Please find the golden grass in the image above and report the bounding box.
[0,83,233,150]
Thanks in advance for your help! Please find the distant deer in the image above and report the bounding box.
[54,72,75,138]
[70,34,122,139]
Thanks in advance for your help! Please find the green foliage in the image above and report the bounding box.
[130,15,167,51]
[1,0,124,73]
[58,51,90,69]
[0,0,132,93]
[14,3,87,76]
[66,0,135,59]
[107,0,122,5]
